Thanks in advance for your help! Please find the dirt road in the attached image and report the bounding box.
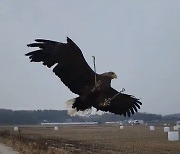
[0,143,19,154]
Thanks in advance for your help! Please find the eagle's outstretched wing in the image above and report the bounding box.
[98,88,142,117]
[26,37,96,95]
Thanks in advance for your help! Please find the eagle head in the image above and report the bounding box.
[102,72,117,79]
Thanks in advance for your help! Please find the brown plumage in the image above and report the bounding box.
[26,37,142,117]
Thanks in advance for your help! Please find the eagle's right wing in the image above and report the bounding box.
[26,37,96,95]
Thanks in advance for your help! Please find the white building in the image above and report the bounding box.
[133,120,144,125]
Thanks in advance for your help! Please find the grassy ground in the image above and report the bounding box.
[0,125,180,153]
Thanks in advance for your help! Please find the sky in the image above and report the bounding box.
[0,0,180,115]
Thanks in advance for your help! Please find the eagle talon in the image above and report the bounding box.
[95,80,101,88]
[100,98,111,107]
[100,88,125,107]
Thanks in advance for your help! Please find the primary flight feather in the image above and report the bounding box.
[26,37,142,117]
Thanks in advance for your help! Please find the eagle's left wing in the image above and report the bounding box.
[99,88,142,117]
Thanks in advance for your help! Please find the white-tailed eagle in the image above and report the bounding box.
[26,37,142,117]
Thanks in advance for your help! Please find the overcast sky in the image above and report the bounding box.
[0,0,180,115]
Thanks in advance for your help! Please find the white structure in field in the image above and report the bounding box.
[128,119,144,125]
[168,131,179,141]
[120,126,124,129]
[133,120,144,125]
[41,122,98,125]
[14,127,18,131]
[174,126,179,131]
[150,126,155,131]
[54,126,58,131]
[164,127,170,132]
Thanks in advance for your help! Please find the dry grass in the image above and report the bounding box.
[0,125,180,153]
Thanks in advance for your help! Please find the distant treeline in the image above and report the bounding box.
[0,109,179,125]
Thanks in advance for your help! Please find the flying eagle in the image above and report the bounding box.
[26,37,142,117]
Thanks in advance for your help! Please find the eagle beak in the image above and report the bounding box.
[113,73,117,79]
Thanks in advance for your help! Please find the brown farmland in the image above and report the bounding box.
[0,125,180,153]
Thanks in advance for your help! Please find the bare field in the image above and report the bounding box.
[0,125,180,153]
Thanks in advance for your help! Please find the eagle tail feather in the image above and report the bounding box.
[66,97,92,117]
[66,98,77,116]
